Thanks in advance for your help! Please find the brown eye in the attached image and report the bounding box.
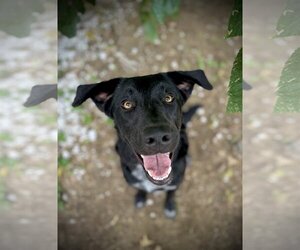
[164,94,174,103]
[121,100,134,110]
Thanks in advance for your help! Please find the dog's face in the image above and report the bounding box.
[73,70,212,185]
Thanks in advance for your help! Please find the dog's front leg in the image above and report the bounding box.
[164,190,177,219]
[135,189,147,208]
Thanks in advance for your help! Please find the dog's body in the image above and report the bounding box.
[73,70,212,218]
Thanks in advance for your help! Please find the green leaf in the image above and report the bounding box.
[139,0,180,42]
[142,15,158,41]
[152,0,166,24]
[73,0,85,14]
[58,0,80,38]
[274,47,300,112]
[164,0,180,16]
[225,0,242,38]
[86,0,96,5]
[275,0,300,37]
[227,48,242,113]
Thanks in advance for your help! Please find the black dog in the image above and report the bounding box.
[72,69,212,218]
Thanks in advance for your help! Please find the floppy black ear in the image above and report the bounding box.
[72,78,121,117]
[24,84,57,107]
[166,69,213,101]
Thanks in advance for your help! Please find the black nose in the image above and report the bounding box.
[144,131,172,147]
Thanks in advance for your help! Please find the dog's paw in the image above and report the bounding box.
[164,207,176,219]
[135,200,146,208]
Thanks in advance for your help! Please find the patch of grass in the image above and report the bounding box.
[197,55,221,70]
[0,157,19,168]
[105,118,114,126]
[82,113,93,125]
[38,114,56,125]
[58,181,65,210]
[58,131,66,142]
[58,88,64,97]
[58,155,70,169]
[0,132,13,142]
[0,89,10,97]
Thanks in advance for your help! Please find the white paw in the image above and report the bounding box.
[135,201,145,208]
[164,208,176,219]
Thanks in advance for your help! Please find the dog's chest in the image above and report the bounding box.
[131,164,176,193]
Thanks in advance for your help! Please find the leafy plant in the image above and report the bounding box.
[225,0,242,38]
[274,0,300,112]
[58,0,96,37]
[225,0,242,112]
[227,48,242,112]
[274,0,300,38]
[140,0,180,42]
[274,48,300,112]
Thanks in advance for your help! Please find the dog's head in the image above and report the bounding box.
[72,70,212,184]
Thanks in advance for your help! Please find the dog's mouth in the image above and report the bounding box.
[136,152,173,184]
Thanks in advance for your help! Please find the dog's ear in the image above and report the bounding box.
[24,84,57,107]
[166,69,213,101]
[72,78,121,117]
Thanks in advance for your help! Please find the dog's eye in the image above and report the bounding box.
[164,94,174,103]
[121,100,134,110]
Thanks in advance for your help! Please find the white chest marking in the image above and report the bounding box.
[131,164,176,193]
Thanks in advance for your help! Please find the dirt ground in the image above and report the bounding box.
[58,1,242,250]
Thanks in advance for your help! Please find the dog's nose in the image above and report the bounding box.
[144,132,172,147]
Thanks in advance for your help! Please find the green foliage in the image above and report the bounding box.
[105,118,114,126]
[0,89,10,97]
[274,48,300,112]
[225,0,242,38]
[58,181,65,210]
[140,0,180,42]
[225,0,242,112]
[82,113,93,125]
[58,155,70,169]
[275,0,300,37]
[0,132,13,142]
[227,48,242,113]
[274,0,300,112]
[58,0,95,38]
[58,131,66,142]
[0,157,19,168]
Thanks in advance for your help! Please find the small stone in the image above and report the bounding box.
[6,193,17,202]
[69,218,76,224]
[146,199,154,206]
[131,48,138,55]
[171,61,178,69]
[99,52,107,61]
[149,212,156,218]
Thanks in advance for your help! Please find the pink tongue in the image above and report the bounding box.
[141,153,171,178]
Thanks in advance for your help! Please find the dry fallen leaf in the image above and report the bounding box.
[140,234,154,248]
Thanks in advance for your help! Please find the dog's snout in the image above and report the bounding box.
[143,125,176,151]
[145,132,171,146]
